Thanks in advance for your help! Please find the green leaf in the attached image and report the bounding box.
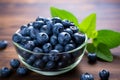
[79,13,97,38]
[50,7,79,26]
[96,43,113,62]
[87,43,96,53]
[94,30,120,49]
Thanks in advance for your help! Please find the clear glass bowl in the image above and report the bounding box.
[12,30,88,76]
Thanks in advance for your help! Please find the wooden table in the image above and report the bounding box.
[0,0,120,80]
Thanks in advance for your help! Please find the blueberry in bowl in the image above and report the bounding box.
[12,17,88,76]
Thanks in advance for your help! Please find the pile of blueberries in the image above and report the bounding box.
[12,17,86,70]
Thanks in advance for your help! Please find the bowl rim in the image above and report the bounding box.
[12,29,88,55]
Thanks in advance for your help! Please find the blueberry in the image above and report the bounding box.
[0,40,8,49]
[33,21,44,29]
[64,44,75,52]
[0,67,12,78]
[62,53,71,61]
[70,26,79,33]
[20,26,33,36]
[27,22,33,27]
[33,47,43,53]
[17,67,28,76]
[88,53,97,63]
[80,73,94,80]
[64,28,73,35]
[40,25,51,35]
[99,69,110,80]
[52,17,62,24]
[12,33,23,43]
[33,59,45,68]
[21,36,31,44]
[50,35,58,46]
[53,23,64,35]
[36,32,49,45]
[10,59,20,69]
[29,28,37,39]
[42,43,52,53]
[57,61,66,68]
[20,25,27,30]
[26,55,36,65]
[54,44,64,52]
[62,19,74,28]
[36,16,44,21]
[49,50,60,61]
[45,61,55,70]
[42,55,49,63]
[24,41,35,51]
[58,32,71,45]
[73,33,85,45]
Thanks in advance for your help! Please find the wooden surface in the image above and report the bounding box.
[0,0,120,80]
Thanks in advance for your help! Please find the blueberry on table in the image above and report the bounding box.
[53,23,64,35]
[42,43,52,53]
[58,32,71,45]
[73,33,85,45]
[0,40,8,50]
[80,73,94,80]
[0,67,12,78]
[88,53,97,63]
[17,67,28,76]
[54,44,64,52]
[64,44,75,52]
[10,59,20,69]
[50,35,58,46]
[36,32,49,45]
[99,69,110,80]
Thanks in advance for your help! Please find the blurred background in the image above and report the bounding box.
[0,0,120,31]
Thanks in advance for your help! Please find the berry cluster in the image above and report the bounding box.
[12,17,86,70]
[80,70,110,80]
[0,59,28,78]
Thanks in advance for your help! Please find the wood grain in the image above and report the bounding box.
[0,0,120,80]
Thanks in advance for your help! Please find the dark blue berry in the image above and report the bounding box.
[52,17,62,24]
[17,67,28,76]
[33,47,43,53]
[45,61,55,70]
[33,59,45,68]
[53,23,64,35]
[21,36,31,44]
[62,20,74,28]
[62,53,71,61]
[36,32,49,45]
[20,26,33,36]
[64,44,75,52]
[33,21,44,29]
[26,55,36,65]
[54,44,64,52]
[12,33,23,43]
[40,25,51,35]
[99,69,110,80]
[58,32,71,45]
[36,16,44,21]
[0,67,11,78]
[88,53,97,63]
[10,59,20,69]
[42,43,52,53]
[42,55,49,63]
[24,41,35,51]
[64,28,73,35]
[70,26,79,33]
[27,22,33,27]
[73,33,85,45]
[20,25,27,30]
[50,35,58,46]
[0,40,8,49]
[49,50,60,61]
[57,61,66,68]
[29,28,37,39]
[80,73,94,80]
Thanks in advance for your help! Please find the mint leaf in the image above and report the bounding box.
[87,43,96,53]
[50,7,79,26]
[79,13,97,38]
[96,43,113,62]
[94,30,120,49]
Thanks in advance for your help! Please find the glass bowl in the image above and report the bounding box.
[12,29,88,76]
